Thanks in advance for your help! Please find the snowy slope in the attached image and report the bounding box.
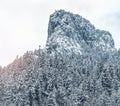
[46,10,115,55]
[0,10,120,106]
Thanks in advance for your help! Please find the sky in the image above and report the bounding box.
[0,0,120,66]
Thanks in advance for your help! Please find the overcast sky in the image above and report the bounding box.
[0,0,120,66]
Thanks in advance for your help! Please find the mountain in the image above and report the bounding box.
[46,10,115,55]
[0,10,120,106]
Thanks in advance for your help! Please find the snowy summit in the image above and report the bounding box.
[46,10,115,55]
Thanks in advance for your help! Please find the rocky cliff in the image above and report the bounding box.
[46,10,115,55]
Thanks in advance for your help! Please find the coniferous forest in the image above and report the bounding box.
[0,10,120,106]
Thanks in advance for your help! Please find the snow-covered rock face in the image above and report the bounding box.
[46,10,115,55]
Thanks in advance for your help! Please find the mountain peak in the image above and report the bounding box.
[46,10,115,55]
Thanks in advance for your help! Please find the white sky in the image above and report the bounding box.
[0,0,120,66]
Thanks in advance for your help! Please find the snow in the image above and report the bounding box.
[0,10,119,106]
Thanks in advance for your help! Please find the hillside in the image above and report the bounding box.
[0,10,120,106]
